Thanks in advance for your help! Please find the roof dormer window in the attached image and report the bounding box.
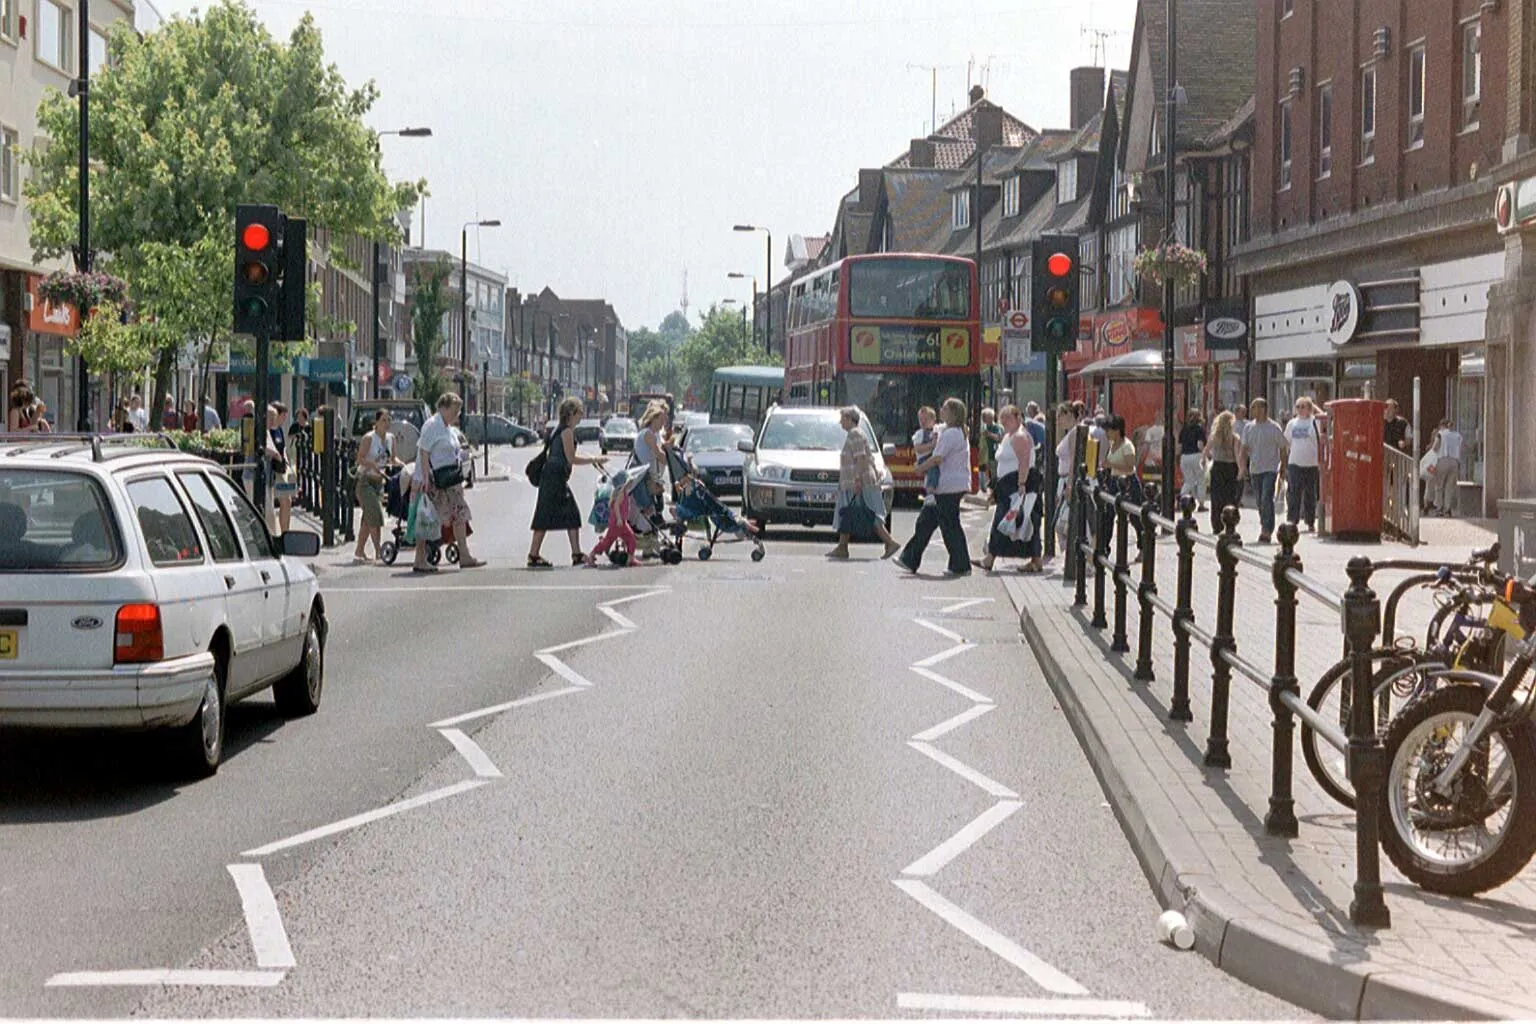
[1057,160,1079,204]
[952,190,971,230]
[1002,175,1021,218]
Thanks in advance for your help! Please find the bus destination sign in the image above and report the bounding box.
[849,325,970,367]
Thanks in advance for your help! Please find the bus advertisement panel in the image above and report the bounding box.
[784,253,981,494]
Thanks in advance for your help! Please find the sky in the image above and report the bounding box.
[149,0,1138,331]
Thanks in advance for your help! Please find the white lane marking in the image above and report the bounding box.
[939,597,996,614]
[913,618,966,644]
[324,584,666,593]
[46,970,287,988]
[912,702,996,742]
[225,864,296,969]
[913,642,976,668]
[437,728,503,779]
[921,595,995,601]
[534,652,597,689]
[894,880,1090,995]
[898,993,1151,1017]
[908,741,1018,799]
[429,685,586,728]
[599,605,637,629]
[599,589,670,608]
[909,665,994,705]
[242,779,490,857]
[902,800,1024,877]
[537,628,633,655]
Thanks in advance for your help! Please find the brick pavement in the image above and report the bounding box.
[988,508,1536,1020]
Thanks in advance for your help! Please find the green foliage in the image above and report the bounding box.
[675,305,780,395]
[628,353,683,397]
[165,428,242,453]
[659,311,693,349]
[505,375,545,415]
[38,271,131,314]
[411,260,453,407]
[626,326,668,366]
[68,303,159,378]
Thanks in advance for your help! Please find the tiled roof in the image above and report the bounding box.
[888,99,1038,169]
[1124,0,1254,158]
[879,168,965,254]
[804,236,829,262]
[1197,94,1256,149]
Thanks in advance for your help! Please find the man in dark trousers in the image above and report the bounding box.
[1384,398,1412,452]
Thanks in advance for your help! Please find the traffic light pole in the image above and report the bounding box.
[1044,349,1058,561]
[371,239,382,399]
[253,325,270,519]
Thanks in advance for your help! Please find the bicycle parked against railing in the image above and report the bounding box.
[1300,545,1504,809]
[1377,573,1536,895]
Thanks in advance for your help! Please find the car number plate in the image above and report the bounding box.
[0,629,16,660]
[719,472,741,482]
[802,491,836,505]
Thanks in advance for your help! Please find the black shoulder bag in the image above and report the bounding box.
[526,432,554,486]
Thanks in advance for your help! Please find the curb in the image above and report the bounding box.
[1013,584,1529,1022]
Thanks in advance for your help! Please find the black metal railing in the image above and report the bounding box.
[1067,428,1393,929]
[288,409,355,547]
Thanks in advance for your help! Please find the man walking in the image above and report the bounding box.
[1428,418,1463,517]
[1284,397,1322,531]
[128,394,149,432]
[1241,398,1287,543]
[1384,399,1412,453]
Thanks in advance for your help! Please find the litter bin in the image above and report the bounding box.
[1324,398,1386,541]
[1498,499,1536,580]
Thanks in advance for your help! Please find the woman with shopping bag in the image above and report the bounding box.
[826,407,901,561]
[976,405,1043,573]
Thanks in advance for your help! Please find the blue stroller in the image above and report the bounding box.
[665,447,766,562]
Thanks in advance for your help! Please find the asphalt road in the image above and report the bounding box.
[1,444,1308,1019]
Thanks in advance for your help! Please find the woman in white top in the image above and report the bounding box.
[413,392,484,572]
[353,409,399,563]
[633,402,668,518]
[897,397,973,576]
[827,407,901,561]
[978,405,1042,573]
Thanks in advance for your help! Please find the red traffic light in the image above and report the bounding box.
[1046,252,1074,278]
[242,223,272,251]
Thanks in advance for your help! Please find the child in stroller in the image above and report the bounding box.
[664,445,765,562]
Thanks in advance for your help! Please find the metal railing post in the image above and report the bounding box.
[340,439,356,544]
[1092,489,1109,630]
[1205,506,1241,769]
[1065,426,1087,586]
[1170,496,1197,722]
[1134,501,1158,682]
[1073,475,1089,608]
[318,408,336,549]
[1266,523,1302,837]
[1111,497,1131,652]
[1345,556,1392,928]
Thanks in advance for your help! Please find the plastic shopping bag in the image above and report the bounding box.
[416,492,441,536]
[404,493,421,545]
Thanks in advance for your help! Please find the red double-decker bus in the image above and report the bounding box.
[783,253,982,495]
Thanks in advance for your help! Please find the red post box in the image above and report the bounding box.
[1325,398,1386,541]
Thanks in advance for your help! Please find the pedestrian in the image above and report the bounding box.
[586,468,640,567]
[8,379,36,432]
[201,397,223,432]
[633,402,668,521]
[1427,417,1463,517]
[181,399,199,433]
[1284,397,1323,532]
[912,405,940,506]
[128,393,149,432]
[160,396,179,431]
[1178,408,1208,512]
[827,407,902,561]
[1384,399,1412,453]
[897,397,973,577]
[110,403,133,433]
[353,409,398,563]
[1101,414,1143,558]
[415,392,485,572]
[529,396,606,568]
[978,407,1002,499]
[264,402,298,535]
[1022,404,1046,472]
[1240,398,1287,543]
[976,404,1043,573]
[1206,410,1243,533]
[1053,402,1081,553]
[1025,400,1044,426]
[30,401,52,433]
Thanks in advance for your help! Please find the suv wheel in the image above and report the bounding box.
[273,612,325,717]
[175,660,226,778]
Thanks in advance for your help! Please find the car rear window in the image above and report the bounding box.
[128,477,205,567]
[0,469,121,572]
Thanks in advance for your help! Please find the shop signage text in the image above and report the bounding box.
[1325,280,1362,346]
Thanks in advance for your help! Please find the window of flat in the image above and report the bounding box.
[1462,20,1481,130]
[951,190,970,230]
[88,25,106,75]
[0,0,16,41]
[1279,99,1293,190]
[1360,66,1377,164]
[36,0,72,72]
[1408,45,1426,148]
[1057,160,1078,204]
[1317,84,1333,178]
[0,126,17,203]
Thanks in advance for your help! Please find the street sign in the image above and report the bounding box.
[393,374,414,396]
[1007,310,1029,331]
[1202,299,1249,352]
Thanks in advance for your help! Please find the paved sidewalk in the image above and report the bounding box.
[994,513,1536,1020]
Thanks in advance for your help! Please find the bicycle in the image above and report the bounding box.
[1300,545,1503,809]
[1378,575,1536,896]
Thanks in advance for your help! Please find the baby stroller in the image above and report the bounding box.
[665,448,765,562]
[379,465,460,566]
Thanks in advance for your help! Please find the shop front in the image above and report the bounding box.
[23,274,81,430]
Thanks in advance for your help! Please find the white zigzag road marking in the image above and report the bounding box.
[537,628,634,655]
[898,993,1151,1017]
[913,617,967,644]
[46,970,288,988]
[913,641,976,668]
[599,605,638,629]
[911,702,995,742]
[894,880,1090,995]
[535,651,598,688]
[437,728,503,778]
[428,685,586,728]
[226,864,296,968]
[241,780,492,857]
[599,589,670,608]
[909,665,994,704]
[907,741,1018,799]
[939,597,996,614]
[902,800,1023,877]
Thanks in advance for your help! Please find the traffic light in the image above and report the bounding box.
[1032,234,1081,352]
[276,215,306,342]
[234,204,282,337]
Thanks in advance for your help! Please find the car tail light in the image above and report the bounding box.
[115,604,164,664]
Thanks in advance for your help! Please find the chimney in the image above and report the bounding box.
[973,105,1004,150]
[969,84,986,105]
[1070,66,1105,131]
[857,168,883,211]
[908,138,936,168]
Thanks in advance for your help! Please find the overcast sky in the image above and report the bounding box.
[151,0,1137,330]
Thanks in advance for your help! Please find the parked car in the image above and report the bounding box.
[351,400,430,463]
[574,418,604,445]
[450,428,477,489]
[682,423,754,496]
[0,434,327,777]
[461,413,537,448]
[741,405,893,533]
[600,417,638,454]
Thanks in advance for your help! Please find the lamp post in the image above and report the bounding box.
[73,0,92,430]
[373,128,432,399]
[733,225,772,353]
[461,219,499,471]
[1160,0,1179,519]
[722,297,747,344]
[728,272,757,348]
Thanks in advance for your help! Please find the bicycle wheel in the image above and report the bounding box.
[1301,649,1447,809]
[1380,683,1536,896]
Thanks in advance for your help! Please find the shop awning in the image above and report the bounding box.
[1073,349,1197,378]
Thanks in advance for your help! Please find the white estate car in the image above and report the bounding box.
[0,435,327,777]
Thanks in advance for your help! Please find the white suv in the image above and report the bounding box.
[0,435,327,777]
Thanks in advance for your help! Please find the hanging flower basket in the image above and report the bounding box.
[1133,243,1208,288]
[36,270,131,317]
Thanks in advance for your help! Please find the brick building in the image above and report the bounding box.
[1236,0,1506,513]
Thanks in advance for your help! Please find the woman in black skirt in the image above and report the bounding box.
[976,405,1043,573]
[529,397,607,568]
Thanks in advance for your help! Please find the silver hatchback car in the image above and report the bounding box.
[740,406,893,532]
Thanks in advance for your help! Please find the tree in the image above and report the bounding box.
[411,260,453,407]
[659,311,693,350]
[67,303,159,380]
[626,327,667,366]
[675,304,780,395]
[24,0,422,406]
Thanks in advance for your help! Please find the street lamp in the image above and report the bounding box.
[462,218,500,471]
[1160,1,1178,519]
[73,0,92,429]
[728,272,757,347]
[373,128,432,399]
[733,225,772,354]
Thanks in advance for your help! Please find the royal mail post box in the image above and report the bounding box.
[1325,398,1386,541]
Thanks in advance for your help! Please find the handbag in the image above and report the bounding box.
[1420,448,1440,475]
[837,491,878,538]
[526,434,553,486]
[433,460,465,490]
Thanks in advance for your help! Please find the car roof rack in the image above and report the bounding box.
[0,432,180,462]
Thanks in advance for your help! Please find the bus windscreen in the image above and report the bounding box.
[847,259,971,321]
[838,372,979,447]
